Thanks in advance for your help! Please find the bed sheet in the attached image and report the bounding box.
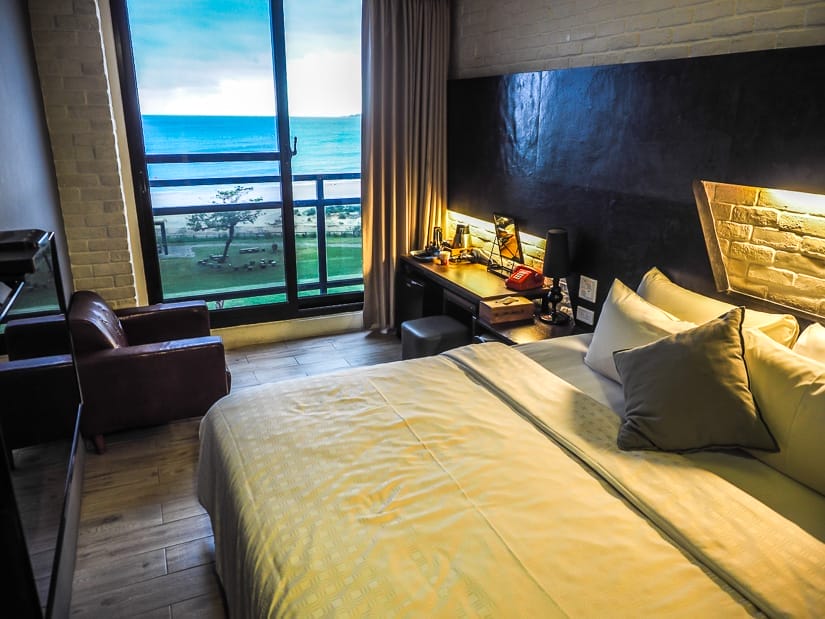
[198,341,824,618]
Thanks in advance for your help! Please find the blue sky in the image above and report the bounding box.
[128,0,361,116]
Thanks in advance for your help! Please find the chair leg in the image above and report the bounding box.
[92,434,106,454]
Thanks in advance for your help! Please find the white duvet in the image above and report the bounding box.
[198,341,825,618]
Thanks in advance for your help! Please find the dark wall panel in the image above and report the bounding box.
[448,45,825,315]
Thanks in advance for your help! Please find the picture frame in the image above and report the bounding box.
[488,213,524,275]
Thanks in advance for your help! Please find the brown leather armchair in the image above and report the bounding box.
[67,291,231,453]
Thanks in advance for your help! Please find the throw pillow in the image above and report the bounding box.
[614,307,777,453]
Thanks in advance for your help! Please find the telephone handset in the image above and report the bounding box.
[505,265,544,291]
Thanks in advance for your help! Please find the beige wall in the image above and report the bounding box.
[451,0,825,79]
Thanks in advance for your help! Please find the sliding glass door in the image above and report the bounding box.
[282,2,363,302]
[111,0,362,326]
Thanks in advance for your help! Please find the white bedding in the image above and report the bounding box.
[518,334,825,542]
[198,338,825,618]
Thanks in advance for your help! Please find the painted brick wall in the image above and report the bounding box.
[452,0,825,78]
[704,181,825,316]
[446,210,546,271]
[28,0,136,308]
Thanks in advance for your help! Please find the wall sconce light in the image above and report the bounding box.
[539,228,570,325]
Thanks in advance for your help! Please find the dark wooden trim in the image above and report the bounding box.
[108,0,163,303]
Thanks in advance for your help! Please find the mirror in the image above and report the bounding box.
[489,213,523,274]
[0,232,82,618]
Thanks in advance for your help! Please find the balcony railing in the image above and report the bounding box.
[146,152,362,305]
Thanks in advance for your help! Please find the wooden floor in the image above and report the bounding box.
[69,329,401,618]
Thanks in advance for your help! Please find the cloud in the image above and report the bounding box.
[138,51,360,117]
[139,77,276,116]
[287,51,361,117]
[128,0,360,117]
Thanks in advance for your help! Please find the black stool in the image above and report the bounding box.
[400,315,470,360]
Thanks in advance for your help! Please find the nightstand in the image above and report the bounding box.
[473,313,577,345]
[396,255,588,345]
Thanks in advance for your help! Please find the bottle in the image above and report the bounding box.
[432,227,442,249]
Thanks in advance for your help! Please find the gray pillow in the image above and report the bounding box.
[613,307,778,453]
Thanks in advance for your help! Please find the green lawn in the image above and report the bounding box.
[159,236,362,301]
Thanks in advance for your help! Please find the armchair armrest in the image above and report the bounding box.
[116,301,211,345]
[4,314,72,360]
[77,336,230,436]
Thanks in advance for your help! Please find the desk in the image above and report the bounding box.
[397,255,579,344]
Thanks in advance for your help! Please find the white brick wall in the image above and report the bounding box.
[28,0,137,308]
[702,181,825,316]
[452,0,825,78]
[446,210,547,271]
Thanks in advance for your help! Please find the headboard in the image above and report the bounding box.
[447,45,825,323]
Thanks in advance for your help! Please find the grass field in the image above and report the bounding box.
[158,236,362,301]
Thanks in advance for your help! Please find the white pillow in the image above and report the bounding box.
[584,279,695,383]
[744,329,825,496]
[793,322,825,364]
[637,267,799,347]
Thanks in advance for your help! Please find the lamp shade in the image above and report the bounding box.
[542,228,570,278]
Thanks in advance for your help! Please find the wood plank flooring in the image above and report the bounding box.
[69,329,401,618]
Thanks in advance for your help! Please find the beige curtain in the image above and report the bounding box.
[361,0,450,331]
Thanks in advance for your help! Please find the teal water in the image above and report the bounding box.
[142,115,361,179]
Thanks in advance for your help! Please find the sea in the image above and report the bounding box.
[141,115,361,207]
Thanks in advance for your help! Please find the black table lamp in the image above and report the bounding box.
[538,228,570,325]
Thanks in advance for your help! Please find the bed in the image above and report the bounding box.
[198,270,825,618]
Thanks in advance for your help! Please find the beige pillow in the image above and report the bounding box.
[792,322,825,364]
[745,328,825,496]
[583,279,695,383]
[637,267,799,347]
[614,307,777,453]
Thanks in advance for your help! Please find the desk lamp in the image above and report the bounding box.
[539,228,570,324]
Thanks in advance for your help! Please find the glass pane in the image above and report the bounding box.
[126,0,285,305]
[325,203,362,282]
[283,1,363,298]
[126,1,278,129]
[156,208,285,302]
[294,206,320,293]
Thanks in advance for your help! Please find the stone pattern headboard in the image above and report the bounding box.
[447,45,825,324]
[695,180,825,319]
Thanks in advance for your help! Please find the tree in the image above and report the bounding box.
[187,185,263,262]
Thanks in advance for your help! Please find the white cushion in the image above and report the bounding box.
[584,279,695,383]
[793,322,825,364]
[637,267,799,347]
[744,329,825,496]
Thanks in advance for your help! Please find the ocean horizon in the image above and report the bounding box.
[142,114,361,208]
[143,114,361,176]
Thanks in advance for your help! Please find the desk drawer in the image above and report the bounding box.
[444,289,476,315]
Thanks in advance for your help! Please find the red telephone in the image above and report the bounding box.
[505,265,544,291]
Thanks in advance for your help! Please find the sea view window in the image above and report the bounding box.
[112,1,362,326]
